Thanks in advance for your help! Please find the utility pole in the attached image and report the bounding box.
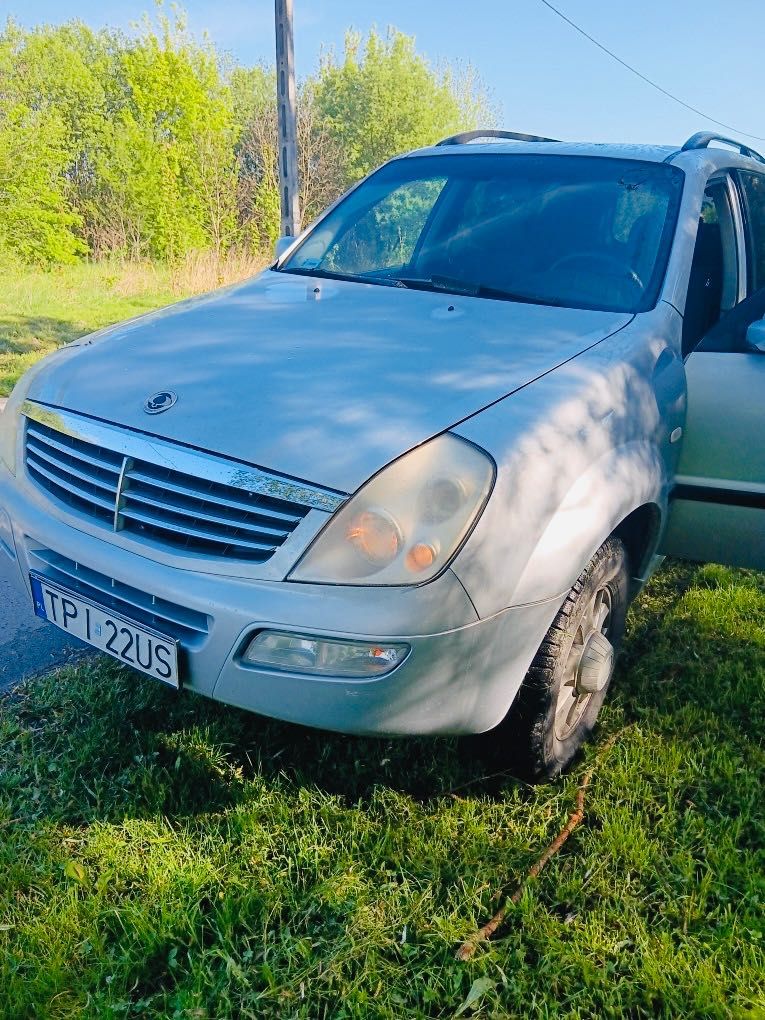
[275,0,301,238]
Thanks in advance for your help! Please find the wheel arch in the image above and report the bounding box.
[611,501,663,579]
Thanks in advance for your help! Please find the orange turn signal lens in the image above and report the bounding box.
[406,542,438,573]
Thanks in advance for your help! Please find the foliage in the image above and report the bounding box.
[0,13,490,265]
[93,14,240,260]
[235,81,347,249]
[0,561,763,1017]
[0,23,89,264]
[0,100,86,265]
[315,28,491,185]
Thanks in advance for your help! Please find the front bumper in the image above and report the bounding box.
[0,463,562,735]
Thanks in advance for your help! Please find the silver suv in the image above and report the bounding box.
[1,129,763,779]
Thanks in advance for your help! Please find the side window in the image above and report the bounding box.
[682,179,740,357]
[321,179,446,276]
[738,172,765,292]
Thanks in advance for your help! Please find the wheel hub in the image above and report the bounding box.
[554,583,615,741]
[575,630,615,695]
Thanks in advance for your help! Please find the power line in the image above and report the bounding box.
[537,0,765,143]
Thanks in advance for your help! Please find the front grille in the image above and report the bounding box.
[26,421,123,525]
[28,545,210,646]
[25,418,311,562]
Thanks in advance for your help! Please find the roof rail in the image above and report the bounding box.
[436,129,560,147]
[681,131,765,165]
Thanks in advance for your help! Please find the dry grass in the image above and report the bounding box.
[107,252,268,299]
[108,261,166,298]
[169,249,268,295]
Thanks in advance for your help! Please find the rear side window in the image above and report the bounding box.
[682,179,740,357]
[738,172,765,292]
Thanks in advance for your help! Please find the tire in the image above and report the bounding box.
[493,536,630,783]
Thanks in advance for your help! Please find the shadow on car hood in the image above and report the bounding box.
[29,270,633,494]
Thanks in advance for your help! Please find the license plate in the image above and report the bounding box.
[30,573,180,688]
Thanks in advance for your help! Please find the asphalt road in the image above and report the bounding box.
[0,553,91,692]
[0,397,93,690]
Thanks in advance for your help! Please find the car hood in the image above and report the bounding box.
[29,270,632,493]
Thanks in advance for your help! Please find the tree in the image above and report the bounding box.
[1,21,119,246]
[0,14,496,266]
[314,28,493,186]
[234,80,345,249]
[0,23,88,264]
[0,102,87,265]
[93,12,240,261]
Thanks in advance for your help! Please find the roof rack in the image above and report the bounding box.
[436,129,560,147]
[681,131,765,165]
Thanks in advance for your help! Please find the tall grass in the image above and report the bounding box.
[170,249,268,295]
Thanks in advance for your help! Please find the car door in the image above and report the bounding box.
[661,171,765,570]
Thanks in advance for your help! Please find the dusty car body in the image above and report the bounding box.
[1,130,763,777]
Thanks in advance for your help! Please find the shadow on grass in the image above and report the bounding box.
[0,314,86,350]
[0,315,86,393]
[3,560,762,828]
[1,560,763,1019]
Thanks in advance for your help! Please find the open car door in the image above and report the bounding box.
[661,292,765,570]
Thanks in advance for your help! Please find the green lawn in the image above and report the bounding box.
[0,257,262,397]
[0,264,763,1016]
[1,561,763,1018]
[0,263,177,397]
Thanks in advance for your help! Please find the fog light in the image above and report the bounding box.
[242,631,410,678]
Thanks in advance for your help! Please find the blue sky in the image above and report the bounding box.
[4,0,764,147]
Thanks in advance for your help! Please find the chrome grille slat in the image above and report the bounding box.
[27,456,117,513]
[26,424,123,473]
[120,504,278,553]
[27,440,119,495]
[126,467,304,525]
[24,417,312,563]
[28,546,209,645]
[123,488,291,540]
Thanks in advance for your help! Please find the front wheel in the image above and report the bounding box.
[493,536,630,782]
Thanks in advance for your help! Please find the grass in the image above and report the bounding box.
[0,560,763,1018]
[1,261,763,1015]
[0,254,265,396]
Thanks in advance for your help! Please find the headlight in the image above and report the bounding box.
[0,386,25,475]
[290,433,495,585]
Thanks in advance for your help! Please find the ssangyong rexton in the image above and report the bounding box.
[1,129,763,779]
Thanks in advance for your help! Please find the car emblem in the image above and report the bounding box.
[143,391,178,415]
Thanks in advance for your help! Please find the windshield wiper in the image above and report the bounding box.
[394,275,479,296]
[279,267,565,306]
[394,274,565,307]
[275,266,400,287]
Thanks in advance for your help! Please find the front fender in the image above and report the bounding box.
[454,434,668,615]
[509,440,667,606]
[449,331,675,617]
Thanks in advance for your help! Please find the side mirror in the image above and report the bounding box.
[274,236,294,260]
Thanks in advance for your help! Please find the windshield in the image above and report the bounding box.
[279,154,684,313]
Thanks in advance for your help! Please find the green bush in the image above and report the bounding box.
[0,11,489,266]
